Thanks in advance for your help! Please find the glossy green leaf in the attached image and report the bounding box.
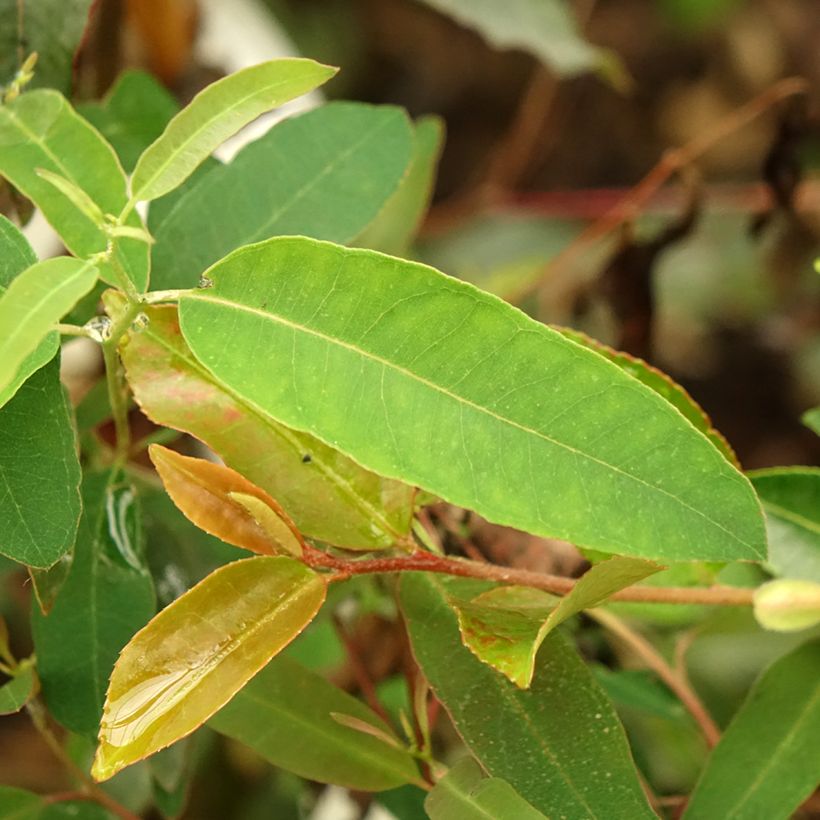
[802,407,820,436]
[0,355,81,567]
[416,0,607,76]
[400,573,655,818]
[0,256,97,401]
[753,580,820,632]
[92,556,326,781]
[454,557,661,687]
[78,70,179,172]
[149,102,413,290]
[684,638,820,820]
[0,215,57,407]
[0,663,36,714]
[356,115,444,256]
[179,236,766,562]
[0,0,93,93]
[426,757,546,820]
[130,58,337,203]
[560,328,739,466]
[750,468,820,582]
[209,655,420,791]
[32,471,155,734]
[0,89,149,290]
[118,303,414,550]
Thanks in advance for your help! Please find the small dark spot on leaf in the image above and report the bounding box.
[302,454,312,464]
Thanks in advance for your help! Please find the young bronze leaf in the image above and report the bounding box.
[148,444,304,557]
[92,556,326,781]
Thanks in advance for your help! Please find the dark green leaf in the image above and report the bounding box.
[684,638,820,820]
[0,355,81,567]
[210,655,421,791]
[149,102,413,290]
[32,471,156,734]
[400,573,655,818]
[178,236,766,562]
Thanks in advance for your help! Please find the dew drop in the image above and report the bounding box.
[84,315,112,342]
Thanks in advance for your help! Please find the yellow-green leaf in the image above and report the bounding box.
[92,556,325,781]
[753,580,820,632]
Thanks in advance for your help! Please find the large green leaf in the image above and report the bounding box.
[0,0,93,93]
[92,556,326,781]
[179,237,766,562]
[209,655,420,791]
[400,573,655,818]
[416,0,608,76]
[750,468,820,582]
[684,638,820,820]
[130,58,337,203]
[425,757,546,820]
[0,215,57,407]
[0,256,97,400]
[31,471,156,734]
[453,557,661,687]
[78,70,178,172]
[149,102,414,290]
[0,90,148,290]
[118,303,414,550]
[356,114,444,256]
[0,355,81,567]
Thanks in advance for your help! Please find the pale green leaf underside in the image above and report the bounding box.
[0,665,36,714]
[179,237,765,562]
[130,58,337,202]
[683,638,820,820]
[425,757,546,819]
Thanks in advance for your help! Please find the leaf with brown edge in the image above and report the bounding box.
[92,555,326,781]
[148,444,304,558]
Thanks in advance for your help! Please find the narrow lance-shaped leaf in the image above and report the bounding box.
[400,574,656,818]
[454,556,662,687]
[0,215,56,407]
[0,256,97,401]
[32,471,156,734]
[0,89,149,290]
[149,101,414,290]
[179,236,766,563]
[130,58,337,203]
[0,355,81,568]
[425,757,547,820]
[116,301,414,550]
[210,655,421,791]
[93,556,326,781]
[753,580,820,632]
[749,467,820,582]
[684,638,820,820]
[148,443,304,557]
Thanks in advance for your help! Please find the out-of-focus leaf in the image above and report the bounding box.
[32,471,155,734]
[377,786,428,820]
[802,407,820,436]
[0,355,81,568]
[0,663,36,714]
[749,468,820,582]
[118,302,414,550]
[179,236,766,562]
[210,655,420,791]
[560,328,739,466]
[684,638,820,820]
[753,580,820,632]
[78,70,179,172]
[0,90,149,290]
[0,257,97,400]
[92,556,326,781]
[130,59,337,203]
[454,557,661,687]
[0,786,42,818]
[416,0,608,76]
[0,215,57,407]
[400,574,655,817]
[593,665,685,721]
[426,757,546,819]
[356,115,444,256]
[0,0,93,93]
[149,102,413,289]
[148,444,304,557]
